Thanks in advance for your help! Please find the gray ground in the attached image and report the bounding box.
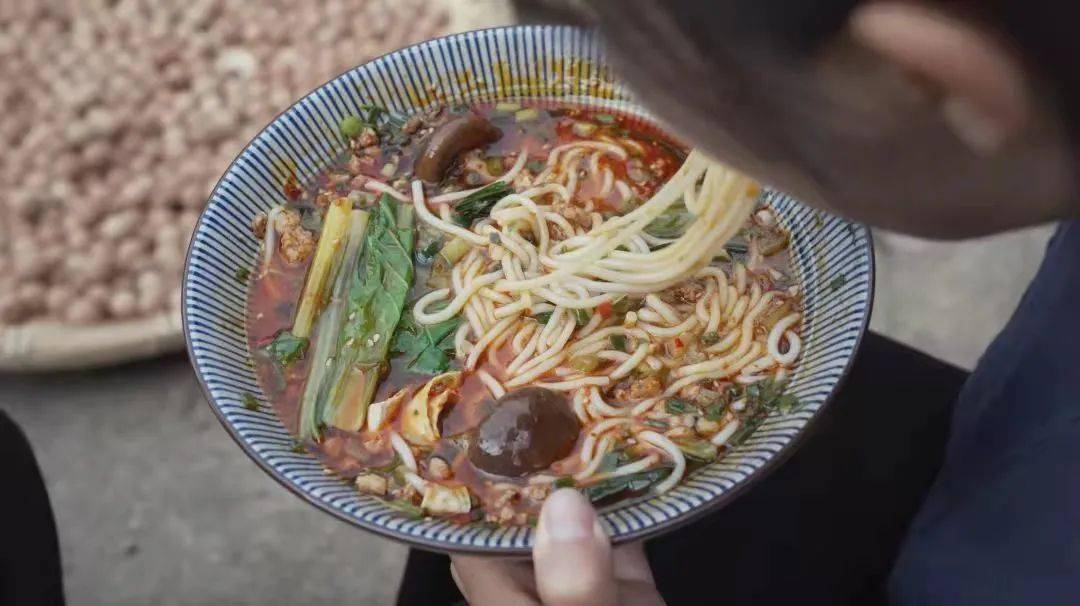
[4,356,406,606]
[1,225,1056,605]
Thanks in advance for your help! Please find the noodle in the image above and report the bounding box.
[251,103,807,524]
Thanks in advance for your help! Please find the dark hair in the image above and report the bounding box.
[515,0,1080,140]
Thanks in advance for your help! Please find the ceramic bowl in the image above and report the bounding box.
[183,25,874,554]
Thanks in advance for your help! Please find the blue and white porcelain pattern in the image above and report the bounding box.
[183,25,874,554]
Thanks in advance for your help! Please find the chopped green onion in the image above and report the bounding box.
[514,108,540,122]
[242,393,260,411]
[704,402,727,422]
[594,113,616,124]
[534,311,553,324]
[700,332,720,346]
[452,181,513,226]
[266,331,308,367]
[573,308,590,326]
[485,156,504,176]
[673,438,719,462]
[610,334,628,352]
[665,397,697,415]
[572,121,598,137]
[553,476,575,489]
[570,354,601,372]
[339,115,365,139]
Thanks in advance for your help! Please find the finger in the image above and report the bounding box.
[534,489,617,606]
[612,543,666,606]
[451,555,538,606]
[612,543,654,583]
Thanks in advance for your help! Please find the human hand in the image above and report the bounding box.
[450,489,666,606]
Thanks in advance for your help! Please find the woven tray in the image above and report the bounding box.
[0,315,184,371]
[0,1,514,372]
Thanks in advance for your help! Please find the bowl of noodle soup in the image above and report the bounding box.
[183,25,874,554]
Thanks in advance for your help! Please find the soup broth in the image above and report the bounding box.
[246,101,802,525]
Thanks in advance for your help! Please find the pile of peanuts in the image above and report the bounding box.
[0,0,448,325]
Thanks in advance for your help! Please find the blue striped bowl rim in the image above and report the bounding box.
[183,25,875,555]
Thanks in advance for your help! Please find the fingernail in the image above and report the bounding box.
[540,489,596,542]
[942,96,1008,155]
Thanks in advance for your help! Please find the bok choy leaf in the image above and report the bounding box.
[306,195,414,437]
[296,209,370,440]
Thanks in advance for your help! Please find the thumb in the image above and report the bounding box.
[533,489,616,606]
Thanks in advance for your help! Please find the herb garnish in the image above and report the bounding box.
[390,308,461,375]
[644,204,692,239]
[664,397,698,415]
[582,466,673,503]
[828,274,847,292]
[452,181,513,226]
[266,331,308,367]
[553,476,575,489]
[610,334,628,352]
[242,393,260,411]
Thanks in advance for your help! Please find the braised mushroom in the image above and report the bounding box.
[415,114,502,182]
[468,387,580,477]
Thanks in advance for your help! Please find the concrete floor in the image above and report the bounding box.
[1,224,1057,605]
[4,356,407,606]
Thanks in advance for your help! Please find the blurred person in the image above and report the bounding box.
[397,1,1080,604]
[0,411,65,605]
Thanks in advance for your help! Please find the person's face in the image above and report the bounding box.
[519,1,1079,238]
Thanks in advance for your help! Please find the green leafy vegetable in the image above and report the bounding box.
[700,331,719,346]
[534,311,553,324]
[610,334,628,352]
[645,204,692,239]
[582,466,673,503]
[829,274,847,292]
[295,209,369,441]
[596,449,631,473]
[391,308,461,375]
[266,331,307,367]
[242,393,260,411]
[292,197,356,338]
[485,156,505,176]
[665,397,697,415]
[452,181,513,226]
[553,476,575,489]
[673,438,718,462]
[573,308,590,326]
[728,379,803,446]
[704,402,727,422]
[644,419,669,430]
[729,417,765,447]
[775,394,802,414]
[340,105,396,142]
[324,196,415,431]
[234,267,250,284]
[416,239,442,265]
[298,195,415,440]
[339,115,365,139]
[611,296,638,316]
[387,500,424,520]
